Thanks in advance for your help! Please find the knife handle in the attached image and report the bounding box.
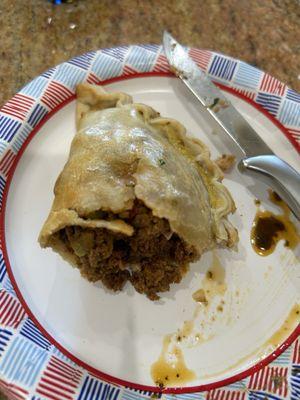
[238,155,300,220]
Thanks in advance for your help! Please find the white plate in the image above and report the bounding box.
[4,76,300,390]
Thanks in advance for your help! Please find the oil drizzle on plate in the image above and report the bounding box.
[193,251,226,303]
[151,252,227,388]
[175,305,206,346]
[251,191,300,256]
[150,335,196,389]
[266,303,300,348]
[203,303,300,378]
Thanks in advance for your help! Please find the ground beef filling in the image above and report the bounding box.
[59,201,198,300]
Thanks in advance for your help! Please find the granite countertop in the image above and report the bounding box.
[0,0,299,108]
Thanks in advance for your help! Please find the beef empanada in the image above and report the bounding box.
[39,84,238,300]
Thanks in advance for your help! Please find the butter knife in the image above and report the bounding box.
[163,31,300,220]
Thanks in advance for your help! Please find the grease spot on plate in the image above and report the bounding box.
[266,304,300,348]
[151,335,196,388]
[251,191,299,256]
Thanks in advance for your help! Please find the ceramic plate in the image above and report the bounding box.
[0,46,299,399]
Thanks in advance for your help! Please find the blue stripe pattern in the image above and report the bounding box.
[21,77,48,98]
[139,44,160,53]
[54,63,86,90]
[11,123,31,153]
[278,99,300,126]
[165,393,206,400]
[19,319,51,350]
[121,392,146,400]
[0,140,8,157]
[291,365,300,400]
[125,46,157,73]
[0,175,6,213]
[286,88,300,103]
[122,388,163,400]
[68,52,96,70]
[125,389,161,398]
[233,62,262,89]
[78,376,120,400]
[209,55,238,81]
[27,104,48,128]
[91,53,122,80]
[248,390,282,400]
[0,115,22,143]
[122,391,157,400]
[2,276,16,296]
[0,250,6,283]
[256,93,282,116]
[101,46,129,62]
[272,346,291,365]
[41,66,57,79]
[0,329,13,355]
[0,336,48,386]
[52,346,78,365]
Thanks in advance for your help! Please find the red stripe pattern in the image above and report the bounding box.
[293,338,300,363]
[0,94,35,121]
[0,289,26,329]
[0,149,16,176]
[41,81,73,110]
[287,128,300,145]
[86,72,102,85]
[259,73,286,96]
[152,54,171,73]
[248,365,288,397]
[123,65,139,76]
[189,48,212,72]
[207,389,246,399]
[0,379,28,400]
[232,87,256,101]
[36,355,83,400]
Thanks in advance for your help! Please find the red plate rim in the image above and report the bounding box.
[1,71,299,394]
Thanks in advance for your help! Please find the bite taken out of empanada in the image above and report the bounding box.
[39,84,238,300]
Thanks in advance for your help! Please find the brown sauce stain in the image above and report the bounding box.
[251,191,300,256]
[266,304,300,348]
[152,253,227,387]
[151,335,196,388]
[202,252,226,301]
[207,251,225,283]
[192,288,207,304]
[193,252,226,304]
[181,320,194,337]
[271,374,287,391]
[192,252,226,306]
[176,305,202,343]
[203,303,300,378]
[194,332,205,343]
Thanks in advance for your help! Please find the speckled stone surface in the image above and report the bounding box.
[0,0,299,108]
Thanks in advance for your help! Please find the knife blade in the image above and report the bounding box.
[163,31,274,158]
[163,31,300,220]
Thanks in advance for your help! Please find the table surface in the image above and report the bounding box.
[0,0,300,109]
[0,1,299,399]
